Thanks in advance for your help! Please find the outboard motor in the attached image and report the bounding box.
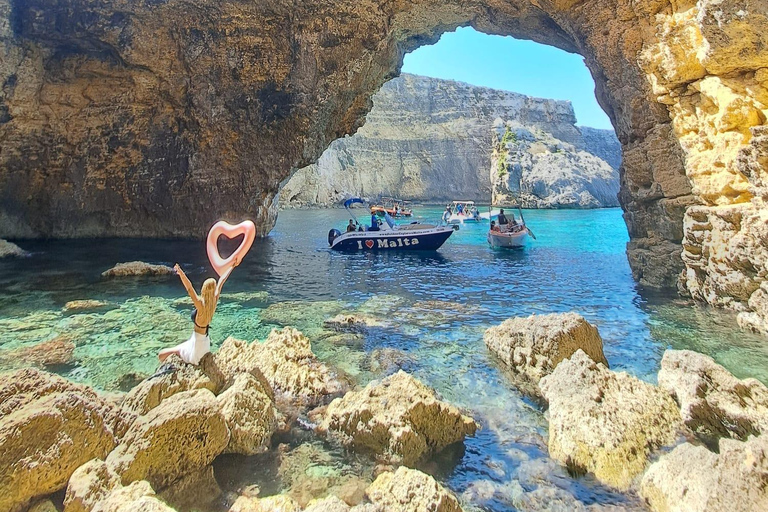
[328,229,341,246]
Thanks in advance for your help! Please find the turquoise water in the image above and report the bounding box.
[2,207,767,510]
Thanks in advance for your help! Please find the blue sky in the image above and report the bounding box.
[401,27,613,130]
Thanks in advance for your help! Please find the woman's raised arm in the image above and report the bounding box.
[215,262,237,298]
[175,264,202,308]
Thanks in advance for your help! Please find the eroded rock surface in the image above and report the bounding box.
[366,467,463,512]
[101,262,175,278]
[217,373,277,455]
[539,350,682,490]
[319,370,478,465]
[0,239,27,257]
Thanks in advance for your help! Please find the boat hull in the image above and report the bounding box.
[330,227,454,251]
[488,229,529,248]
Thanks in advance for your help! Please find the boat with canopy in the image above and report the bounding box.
[370,197,412,217]
[443,200,490,224]
[487,206,535,248]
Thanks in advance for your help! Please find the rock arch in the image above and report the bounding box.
[1,1,767,323]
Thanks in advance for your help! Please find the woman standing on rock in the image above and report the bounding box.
[158,261,238,364]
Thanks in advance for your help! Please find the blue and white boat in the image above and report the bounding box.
[328,198,457,252]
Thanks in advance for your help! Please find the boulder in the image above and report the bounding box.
[229,494,301,512]
[319,370,478,466]
[484,312,607,389]
[26,500,59,512]
[0,369,119,512]
[106,389,229,489]
[64,459,121,512]
[303,496,352,512]
[122,354,223,415]
[213,337,274,392]
[658,350,768,445]
[101,262,174,278]
[0,239,27,257]
[217,373,278,455]
[539,350,682,490]
[365,467,462,512]
[158,466,222,511]
[91,480,174,512]
[216,328,345,405]
[641,436,768,512]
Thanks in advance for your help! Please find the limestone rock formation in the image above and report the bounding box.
[658,349,768,445]
[0,369,119,512]
[319,370,478,465]
[157,466,222,512]
[63,300,113,313]
[2,335,76,368]
[640,436,768,512]
[0,239,27,257]
[365,467,463,512]
[105,388,229,490]
[91,480,174,512]
[280,74,619,208]
[64,459,122,512]
[483,312,608,391]
[217,373,278,455]
[539,350,682,490]
[101,262,175,278]
[323,314,384,334]
[229,495,302,512]
[491,120,620,208]
[579,127,622,171]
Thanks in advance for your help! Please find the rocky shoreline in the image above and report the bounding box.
[3,310,767,512]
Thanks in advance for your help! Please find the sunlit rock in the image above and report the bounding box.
[658,349,768,446]
[641,436,768,512]
[319,370,478,466]
[64,459,121,512]
[101,262,175,278]
[91,480,173,512]
[63,300,113,313]
[217,373,277,455]
[539,350,682,490]
[365,467,462,512]
[229,494,302,512]
[323,313,384,334]
[0,369,119,512]
[0,239,28,257]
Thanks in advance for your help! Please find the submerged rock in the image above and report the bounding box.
[323,314,384,333]
[658,349,768,446]
[641,436,768,512]
[319,370,478,466]
[63,300,113,313]
[366,467,462,512]
[539,350,682,490]
[0,239,28,257]
[2,335,76,368]
[0,369,119,512]
[217,373,277,455]
[101,261,174,278]
[484,312,607,391]
[106,388,229,489]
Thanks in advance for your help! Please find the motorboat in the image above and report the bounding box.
[443,201,490,224]
[487,207,535,249]
[370,197,412,217]
[330,198,456,251]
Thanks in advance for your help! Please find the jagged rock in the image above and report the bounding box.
[365,467,462,512]
[216,328,345,405]
[0,369,119,512]
[303,496,352,512]
[640,436,768,512]
[158,466,222,512]
[658,349,768,446]
[106,389,229,489]
[484,312,608,391]
[0,239,28,257]
[26,500,58,512]
[217,373,277,455]
[229,494,301,512]
[539,350,682,490]
[121,354,223,415]
[3,335,76,368]
[64,459,121,512]
[92,480,174,512]
[101,262,175,278]
[63,300,113,313]
[319,370,478,465]
[323,314,383,333]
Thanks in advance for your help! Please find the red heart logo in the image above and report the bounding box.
[206,220,256,276]
[365,240,374,249]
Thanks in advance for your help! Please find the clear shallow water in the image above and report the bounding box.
[2,207,768,511]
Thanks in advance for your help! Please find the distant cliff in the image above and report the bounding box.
[280,74,620,208]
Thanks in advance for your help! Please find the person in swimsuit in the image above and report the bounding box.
[158,261,238,364]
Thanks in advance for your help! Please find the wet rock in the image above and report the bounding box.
[158,466,222,512]
[366,348,414,375]
[121,354,223,415]
[319,370,478,466]
[217,373,277,455]
[101,262,174,278]
[63,300,113,313]
[260,301,345,329]
[539,350,682,490]
[106,389,229,490]
[323,314,384,333]
[64,459,121,512]
[641,436,768,512]
[484,312,608,391]
[0,369,119,512]
[658,349,768,446]
[365,467,462,512]
[3,335,76,368]
[0,239,28,257]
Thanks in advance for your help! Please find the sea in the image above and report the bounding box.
[1,206,766,511]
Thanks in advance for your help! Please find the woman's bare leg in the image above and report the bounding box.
[158,347,181,362]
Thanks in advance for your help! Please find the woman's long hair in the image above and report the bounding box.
[201,278,217,306]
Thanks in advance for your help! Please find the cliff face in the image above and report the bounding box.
[2,0,768,325]
[280,74,618,208]
[579,127,622,171]
[492,121,619,208]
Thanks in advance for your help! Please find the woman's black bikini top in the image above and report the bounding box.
[190,309,210,335]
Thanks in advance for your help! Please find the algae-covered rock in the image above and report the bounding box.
[0,369,119,512]
[217,373,277,455]
[484,312,607,388]
[539,350,682,490]
[101,262,174,278]
[366,467,462,512]
[641,436,768,512]
[319,370,478,465]
[658,349,768,445]
[106,389,229,489]
[64,459,121,512]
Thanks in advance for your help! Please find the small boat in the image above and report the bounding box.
[443,201,490,224]
[487,207,535,249]
[370,197,412,217]
[330,198,456,252]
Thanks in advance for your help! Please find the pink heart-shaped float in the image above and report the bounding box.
[365,240,374,249]
[206,220,256,276]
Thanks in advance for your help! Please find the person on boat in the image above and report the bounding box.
[158,262,237,365]
[346,219,356,232]
[490,220,500,232]
[369,213,380,231]
[456,203,464,214]
[498,209,509,225]
[442,206,452,224]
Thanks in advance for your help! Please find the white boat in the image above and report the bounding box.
[487,207,535,248]
[442,201,490,224]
